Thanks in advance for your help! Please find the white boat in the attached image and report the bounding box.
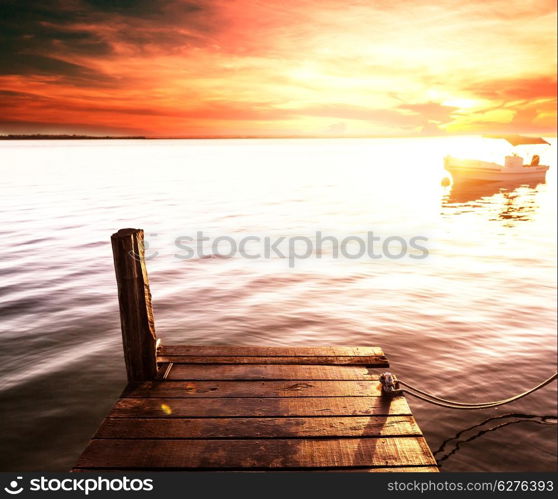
[444,135,550,183]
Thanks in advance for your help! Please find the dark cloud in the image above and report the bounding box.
[0,90,40,98]
[0,118,146,135]
[0,1,106,82]
[0,54,114,85]
[83,0,204,18]
[0,2,100,53]
[84,0,159,13]
[0,0,216,82]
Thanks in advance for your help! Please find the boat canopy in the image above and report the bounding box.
[484,134,550,146]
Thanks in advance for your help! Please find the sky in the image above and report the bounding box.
[0,0,556,137]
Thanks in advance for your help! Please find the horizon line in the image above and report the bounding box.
[1,132,556,140]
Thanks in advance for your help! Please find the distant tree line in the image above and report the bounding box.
[0,134,146,140]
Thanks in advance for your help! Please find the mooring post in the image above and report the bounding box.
[111,228,158,383]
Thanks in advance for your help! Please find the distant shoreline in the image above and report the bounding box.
[0,134,146,140]
[1,133,555,141]
[1,134,426,140]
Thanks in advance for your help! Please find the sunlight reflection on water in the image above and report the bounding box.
[0,137,556,471]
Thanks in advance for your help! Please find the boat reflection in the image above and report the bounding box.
[442,178,544,224]
[445,178,544,204]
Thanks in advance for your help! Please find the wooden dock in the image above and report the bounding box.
[73,229,438,472]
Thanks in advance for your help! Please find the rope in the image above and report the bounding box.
[381,372,557,410]
[400,372,557,408]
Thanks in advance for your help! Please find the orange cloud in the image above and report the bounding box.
[0,0,555,136]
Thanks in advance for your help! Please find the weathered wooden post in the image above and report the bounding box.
[111,228,158,383]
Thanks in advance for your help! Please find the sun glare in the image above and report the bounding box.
[442,98,479,110]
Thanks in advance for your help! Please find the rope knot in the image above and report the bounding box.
[380,372,401,396]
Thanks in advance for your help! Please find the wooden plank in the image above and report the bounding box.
[158,356,387,366]
[166,365,381,380]
[239,467,440,473]
[123,380,383,398]
[109,396,412,418]
[94,415,422,439]
[159,345,384,357]
[72,466,439,472]
[328,466,439,473]
[75,437,436,469]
